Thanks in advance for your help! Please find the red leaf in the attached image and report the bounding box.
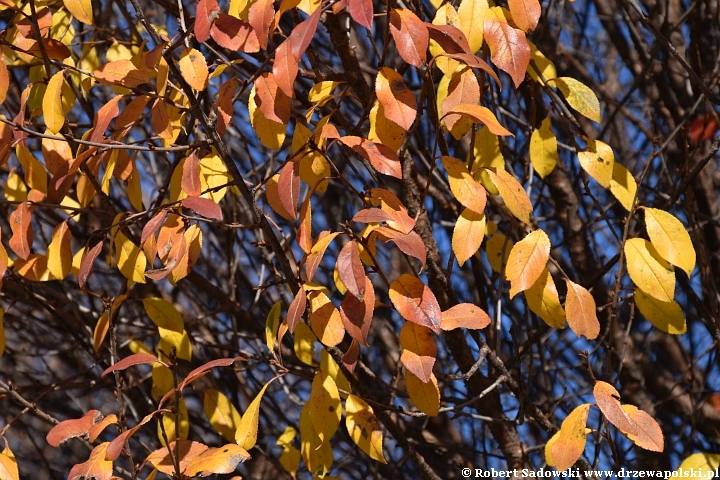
[195,0,220,43]
[78,240,104,289]
[210,14,260,52]
[91,96,123,143]
[389,9,429,68]
[352,208,394,224]
[46,410,103,447]
[273,40,299,98]
[374,226,426,269]
[689,114,720,142]
[340,136,402,179]
[248,0,274,50]
[182,357,243,389]
[484,8,531,88]
[254,73,291,124]
[214,79,236,136]
[426,24,472,55]
[342,339,360,373]
[182,196,223,220]
[9,202,34,260]
[337,240,366,299]
[288,6,322,59]
[141,211,168,247]
[102,352,160,377]
[340,277,375,345]
[388,274,442,333]
[348,0,373,30]
[278,161,300,220]
[106,413,155,460]
[181,152,202,196]
[286,287,307,333]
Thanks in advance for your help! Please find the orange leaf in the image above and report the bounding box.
[90,96,123,143]
[593,381,637,436]
[550,404,590,471]
[340,277,375,345]
[426,24,472,55]
[508,0,541,32]
[343,339,360,373]
[564,280,600,340]
[298,193,312,253]
[266,174,294,220]
[374,226,427,269]
[94,60,151,88]
[306,231,341,281]
[505,229,550,298]
[67,442,113,480]
[0,58,8,106]
[389,9,429,68]
[179,48,209,91]
[46,410,104,447]
[389,274,442,333]
[452,208,485,266]
[487,168,533,224]
[9,202,33,260]
[309,291,345,347]
[273,40,298,98]
[340,136,402,179]
[184,444,250,476]
[195,0,220,43]
[442,156,487,214]
[370,189,416,234]
[150,99,173,139]
[102,352,161,376]
[278,161,300,220]
[375,68,416,130]
[181,152,202,197]
[399,322,437,382]
[255,73,291,124]
[78,240,104,289]
[286,287,307,333]
[440,303,491,330]
[338,240,366,299]
[248,0,275,49]
[210,14,260,52]
[443,104,512,136]
[442,68,481,131]
[287,6,321,59]
[214,79,236,135]
[483,7,531,87]
[621,405,664,452]
[146,440,208,475]
[438,53,501,85]
[406,371,440,416]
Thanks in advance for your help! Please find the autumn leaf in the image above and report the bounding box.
[94,60,151,88]
[644,208,696,276]
[345,394,386,463]
[307,372,342,444]
[306,231,341,281]
[375,68,416,130]
[46,410,104,447]
[349,0,373,29]
[47,221,72,279]
[9,202,34,260]
[624,238,675,302]
[443,104,512,136]
[184,444,250,476]
[389,274,442,333]
[179,48,209,91]
[406,371,440,416]
[287,5,321,59]
[442,156,487,214]
[508,0,541,32]
[440,67,480,135]
[550,77,601,122]
[564,280,600,340]
[340,136,402,179]
[340,276,375,345]
[457,0,488,53]
[67,442,113,480]
[505,229,550,298]
[195,0,220,43]
[634,290,686,334]
[236,380,273,449]
[182,196,223,220]
[389,9,429,68]
[487,169,533,224]
[593,381,637,436]
[43,70,65,134]
[609,163,637,211]
[483,7,531,87]
[529,116,558,179]
[525,269,566,328]
[273,40,298,98]
[440,303,491,330]
[578,137,614,188]
[550,404,590,471]
[309,291,345,347]
[337,240,366,299]
[399,322,437,382]
[204,389,242,442]
[146,440,208,475]
[620,405,664,451]
[102,352,161,376]
[452,208,486,266]
[210,14,260,52]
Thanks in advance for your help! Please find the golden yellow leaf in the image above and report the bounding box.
[406,371,440,416]
[16,145,47,194]
[506,229,550,298]
[564,280,600,340]
[550,77,601,123]
[308,372,342,444]
[550,403,590,471]
[442,156,487,213]
[320,349,351,399]
[0,308,4,358]
[158,397,189,445]
[299,402,333,476]
[621,404,664,452]
[578,137,614,188]
[525,269,566,328]
[487,169,533,224]
[675,453,720,478]
[47,221,72,279]
[43,70,65,134]
[249,83,286,150]
[308,81,342,105]
[453,208,485,267]
[529,116,557,179]
[429,4,461,76]
[644,208,696,276]
[199,149,232,203]
[63,0,93,24]
[265,300,281,351]
[5,172,27,202]
[277,426,300,475]
[184,444,250,477]
[634,290,686,334]
[235,381,271,449]
[142,297,183,331]
[345,394,386,463]
[527,40,556,85]
[624,238,675,302]
[309,291,345,347]
[204,389,243,442]
[472,126,504,195]
[294,321,317,366]
[179,48,208,91]
[545,431,559,466]
[457,0,488,53]
[369,101,405,152]
[609,162,637,211]
[0,443,18,480]
[114,232,146,284]
[157,327,192,361]
[485,233,513,273]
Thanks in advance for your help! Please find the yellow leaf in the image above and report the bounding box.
[158,397,189,445]
[265,301,281,351]
[320,349,351,399]
[524,269,566,328]
[609,163,637,211]
[442,156,487,214]
[308,372,342,444]
[487,169,533,224]
[624,238,675,302]
[529,116,557,179]
[644,208,696,276]
[294,321,317,366]
[485,233,513,273]
[564,280,600,340]
[178,48,208,91]
[277,426,301,474]
[634,290,686,334]
[43,70,65,134]
[527,40,556,85]
[621,404,664,452]
[453,208,485,267]
[308,81,342,105]
[93,311,109,353]
[369,101,405,152]
[545,431,559,466]
[345,394,386,463]
[16,145,47,194]
[550,403,590,471]
[550,77,601,123]
[47,221,72,279]
[309,291,345,347]
[63,0,93,24]
[457,0,489,53]
[204,389,243,442]
[578,137,614,188]
[429,4,461,76]
[406,371,440,416]
[5,172,27,202]
[299,403,334,476]
[506,229,550,298]
[0,444,18,480]
[184,444,250,477]
[157,327,192,361]
[675,453,720,478]
[199,149,232,203]
[127,161,143,211]
[249,83,286,150]
[152,363,173,400]
[142,297,183,332]
[235,381,271,449]
[114,232,146,284]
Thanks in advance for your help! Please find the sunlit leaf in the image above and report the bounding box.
[644,208,696,276]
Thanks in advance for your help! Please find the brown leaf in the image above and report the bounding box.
[286,287,307,333]
[102,352,161,376]
[46,410,104,447]
[342,339,360,374]
[389,9,430,68]
[399,322,437,382]
[352,208,394,224]
[210,14,260,52]
[564,280,600,340]
[254,73,291,124]
[389,274,442,333]
[9,202,33,260]
[483,7,531,87]
[195,0,220,43]
[288,6,322,59]
[273,40,299,98]
[440,303,491,330]
[621,404,664,452]
[90,96,123,143]
[278,161,300,220]
[78,239,104,289]
[340,277,375,345]
[593,381,638,436]
[375,68,416,130]
[340,136,402,179]
[337,240,366,299]
[248,0,275,50]
[141,210,169,246]
[426,24,472,54]
[182,196,223,220]
[349,0,373,29]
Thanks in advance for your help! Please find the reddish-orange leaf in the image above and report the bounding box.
[689,114,720,142]
[286,287,307,333]
[483,7,531,87]
[508,0,541,32]
[340,277,375,345]
[564,280,600,340]
[343,339,360,373]
[340,136,402,179]
[141,210,168,246]
[442,156,487,213]
[214,79,236,136]
[182,152,202,196]
[0,58,7,106]
[106,413,155,460]
[94,60,151,88]
[349,0,373,29]
[353,208,394,224]
[298,194,312,254]
[306,231,340,281]
[195,0,220,43]
[369,188,416,234]
[426,24,472,55]
[177,357,244,392]
[338,240,366,299]
[46,410,103,447]
[145,230,185,280]
[278,161,300,220]
[505,229,550,298]
[248,0,275,49]
[255,73,290,124]
[151,99,173,139]
[389,9,430,68]
[147,440,209,475]
[26,38,72,60]
[88,414,118,442]
[144,42,167,69]
[210,14,260,52]
[182,196,223,220]
[90,96,123,143]
[68,442,113,480]
[78,240,104,289]
[443,104,512,136]
[376,68,416,130]
[593,381,637,436]
[114,95,151,139]
[374,226,427,269]
[9,202,33,260]
[442,68,481,131]
[389,274,442,333]
[621,405,664,452]
[399,322,437,382]
[440,53,501,85]
[440,303,491,330]
[273,40,299,98]
[102,352,161,376]
[288,6,322,59]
